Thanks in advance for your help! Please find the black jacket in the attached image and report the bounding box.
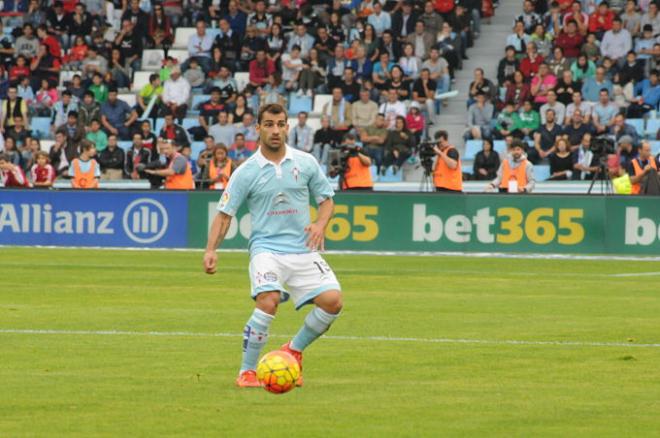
[98,146,125,171]
[159,124,191,148]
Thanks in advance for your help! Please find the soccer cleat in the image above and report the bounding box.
[280,342,304,387]
[235,370,261,388]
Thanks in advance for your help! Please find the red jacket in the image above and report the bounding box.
[504,83,531,109]
[249,59,276,86]
[588,11,614,33]
[554,32,584,59]
[519,54,544,80]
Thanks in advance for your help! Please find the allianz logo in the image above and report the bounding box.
[0,198,168,244]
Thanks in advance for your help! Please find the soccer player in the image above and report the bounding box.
[203,103,343,388]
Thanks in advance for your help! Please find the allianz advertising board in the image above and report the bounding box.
[0,191,187,248]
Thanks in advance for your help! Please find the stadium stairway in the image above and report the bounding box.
[432,0,519,156]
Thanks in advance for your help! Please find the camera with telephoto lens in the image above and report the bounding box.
[591,136,616,158]
[137,159,167,189]
[328,139,360,177]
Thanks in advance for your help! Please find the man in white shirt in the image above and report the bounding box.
[281,45,304,92]
[286,23,315,59]
[289,112,314,153]
[209,111,238,147]
[539,90,566,125]
[162,66,191,123]
[368,2,391,36]
[184,19,214,73]
[564,91,592,125]
[379,88,407,129]
[601,17,632,63]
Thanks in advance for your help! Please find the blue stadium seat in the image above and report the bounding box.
[627,118,645,137]
[182,118,198,131]
[650,140,660,155]
[645,118,660,138]
[190,94,210,113]
[379,166,403,182]
[288,94,313,116]
[533,164,551,181]
[31,117,52,140]
[191,142,205,159]
[461,163,472,174]
[370,165,379,182]
[118,141,132,152]
[154,118,165,133]
[464,139,483,160]
[493,140,507,155]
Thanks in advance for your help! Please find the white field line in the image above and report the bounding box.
[609,272,660,277]
[1,328,659,349]
[2,245,660,262]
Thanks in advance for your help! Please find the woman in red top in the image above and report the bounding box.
[30,151,56,188]
[405,103,426,144]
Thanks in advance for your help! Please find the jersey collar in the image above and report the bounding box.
[255,144,293,168]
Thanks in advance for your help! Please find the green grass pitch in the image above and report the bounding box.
[1,247,660,437]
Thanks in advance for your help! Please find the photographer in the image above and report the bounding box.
[628,141,658,195]
[432,130,463,193]
[144,138,195,190]
[337,133,374,191]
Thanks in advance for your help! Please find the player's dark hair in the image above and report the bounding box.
[257,103,288,124]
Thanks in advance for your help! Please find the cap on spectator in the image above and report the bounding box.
[410,101,421,110]
[643,24,653,32]
[618,135,634,145]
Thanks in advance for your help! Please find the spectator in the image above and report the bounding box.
[529,23,553,58]
[3,137,21,167]
[248,49,276,92]
[582,67,613,102]
[183,58,206,89]
[86,119,108,152]
[88,72,109,104]
[282,45,304,93]
[531,63,557,105]
[565,90,591,124]
[100,88,138,140]
[399,43,422,81]
[0,153,30,187]
[420,1,444,36]
[113,20,142,74]
[548,137,574,180]
[78,91,101,128]
[137,74,163,121]
[473,138,500,180]
[289,112,314,153]
[225,0,248,38]
[209,111,237,147]
[147,3,173,49]
[610,113,640,145]
[405,20,435,61]
[504,70,532,110]
[125,133,151,180]
[368,2,392,36]
[236,112,259,143]
[412,69,438,123]
[360,113,388,173]
[287,23,316,59]
[57,111,84,144]
[519,42,544,80]
[352,88,379,130]
[29,150,56,187]
[635,24,656,66]
[465,92,494,141]
[406,102,425,143]
[517,99,540,138]
[9,56,31,84]
[622,0,642,36]
[547,47,571,80]
[16,77,35,107]
[588,1,615,38]
[162,66,191,123]
[628,141,658,194]
[432,129,462,192]
[322,87,352,132]
[108,48,131,89]
[468,68,496,106]
[48,129,74,176]
[385,65,410,101]
[570,54,596,83]
[51,90,77,129]
[564,109,593,147]
[573,132,599,180]
[531,108,563,162]
[193,88,225,140]
[66,74,85,101]
[494,101,523,139]
[36,24,62,61]
[341,68,361,103]
[97,134,125,180]
[139,121,158,158]
[81,47,108,80]
[372,52,395,91]
[206,144,235,190]
[351,46,374,84]
[555,70,581,107]
[7,116,31,153]
[379,88,407,129]
[159,111,191,148]
[144,139,195,190]
[34,78,58,116]
[15,23,39,59]
[378,31,401,66]
[592,89,619,135]
[228,133,253,166]
[514,0,541,34]
[121,0,149,40]
[641,2,660,36]
[506,20,530,56]
[497,46,519,86]
[601,17,632,63]
[421,48,450,95]
[617,134,636,171]
[383,116,414,174]
[628,69,660,117]
[327,45,351,90]
[69,140,100,189]
[229,94,251,125]
[183,20,214,74]
[312,115,340,165]
[488,139,536,193]
[540,90,566,125]
[1,86,29,133]
[619,51,645,86]
[562,2,588,35]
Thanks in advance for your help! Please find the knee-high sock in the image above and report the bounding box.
[240,308,274,372]
[290,307,339,352]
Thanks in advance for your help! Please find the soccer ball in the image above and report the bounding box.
[256,351,300,394]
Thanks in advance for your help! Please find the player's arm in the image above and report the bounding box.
[306,197,333,252]
[204,212,233,274]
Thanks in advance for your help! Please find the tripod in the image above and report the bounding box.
[587,161,613,195]
[419,162,435,192]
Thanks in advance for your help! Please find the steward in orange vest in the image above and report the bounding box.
[432,130,462,192]
[208,145,234,190]
[489,141,535,193]
[144,140,195,189]
[70,140,100,189]
[340,136,373,190]
[629,142,658,195]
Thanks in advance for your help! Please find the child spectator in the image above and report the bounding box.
[35,79,58,116]
[0,153,30,187]
[17,76,35,107]
[9,56,31,83]
[86,119,108,152]
[67,35,88,70]
[405,102,426,144]
[88,72,109,104]
[183,58,206,89]
[30,150,56,187]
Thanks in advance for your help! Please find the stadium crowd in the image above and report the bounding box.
[0,0,657,193]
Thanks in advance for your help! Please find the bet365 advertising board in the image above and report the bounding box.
[1,190,659,254]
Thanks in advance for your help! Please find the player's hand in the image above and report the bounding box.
[203,250,217,274]
[305,223,325,252]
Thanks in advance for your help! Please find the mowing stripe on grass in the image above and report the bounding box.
[1,328,659,349]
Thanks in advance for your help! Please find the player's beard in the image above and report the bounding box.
[262,133,286,152]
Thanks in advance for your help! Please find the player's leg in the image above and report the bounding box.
[290,289,342,352]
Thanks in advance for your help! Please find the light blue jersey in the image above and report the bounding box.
[217,145,334,257]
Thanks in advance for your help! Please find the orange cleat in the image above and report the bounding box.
[235,370,261,388]
[280,342,304,387]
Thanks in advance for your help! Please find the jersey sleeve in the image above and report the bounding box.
[217,164,251,216]
[308,158,335,204]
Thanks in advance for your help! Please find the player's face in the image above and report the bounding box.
[257,112,288,152]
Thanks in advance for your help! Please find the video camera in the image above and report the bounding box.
[591,136,616,158]
[418,141,436,174]
[328,142,360,177]
[137,159,168,189]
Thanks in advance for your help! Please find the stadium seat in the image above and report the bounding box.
[234,72,249,93]
[58,70,81,89]
[190,94,210,114]
[627,118,645,137]
[288,94,312,116]
[206,28,221,41]
[173,27,196,49]
[533,164,551,181]
[307,117,322,132]
[131,71,152,92]
[650,140,660,155]
[141,49,165,71]
[645,118,660,138]
[464,139,483,160]
[31,117,52,140]
[312,94,332,115]
[39,140,54,152]
[154,118,165,133]
[181,118,198,131]
[118,141,132,152]
[167,49,189,65]
[370,165,379,182]
[493,140,507,155]
[380,166,403,182]
[118,93,137,108]
[191,142,205,159]
[461,163,472,174]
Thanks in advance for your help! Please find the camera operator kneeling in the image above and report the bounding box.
[432,130,463,193]
[340,133,374,191]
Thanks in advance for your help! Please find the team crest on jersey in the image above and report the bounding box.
[263,271,278,282]
[292,167,300,182]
